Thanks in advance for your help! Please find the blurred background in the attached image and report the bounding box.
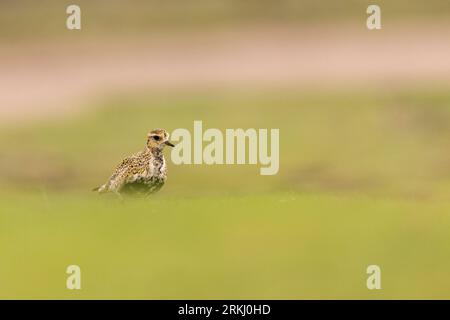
[0,0,449,299]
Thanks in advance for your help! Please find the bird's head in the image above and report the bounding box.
[146,129,175,151]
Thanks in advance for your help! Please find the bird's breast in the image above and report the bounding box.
[148,155,167,180]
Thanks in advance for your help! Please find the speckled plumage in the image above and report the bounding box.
[93,129,174,196]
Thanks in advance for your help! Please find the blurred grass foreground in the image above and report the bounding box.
[1,0,450,300]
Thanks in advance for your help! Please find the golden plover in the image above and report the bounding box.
[93,129,174,196]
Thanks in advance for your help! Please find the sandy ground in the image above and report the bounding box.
[1,23,450,123]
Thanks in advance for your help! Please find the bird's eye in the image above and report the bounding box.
[153,136,161,141]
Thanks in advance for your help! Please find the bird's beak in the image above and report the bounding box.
[164,141,175,147]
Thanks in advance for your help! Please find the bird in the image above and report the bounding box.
[93,129,175,196]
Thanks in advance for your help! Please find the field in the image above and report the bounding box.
[1,89,449,299]
[3,0,450,40]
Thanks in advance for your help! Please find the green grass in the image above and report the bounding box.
[0,88,449,298]
[1,192,449,299]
